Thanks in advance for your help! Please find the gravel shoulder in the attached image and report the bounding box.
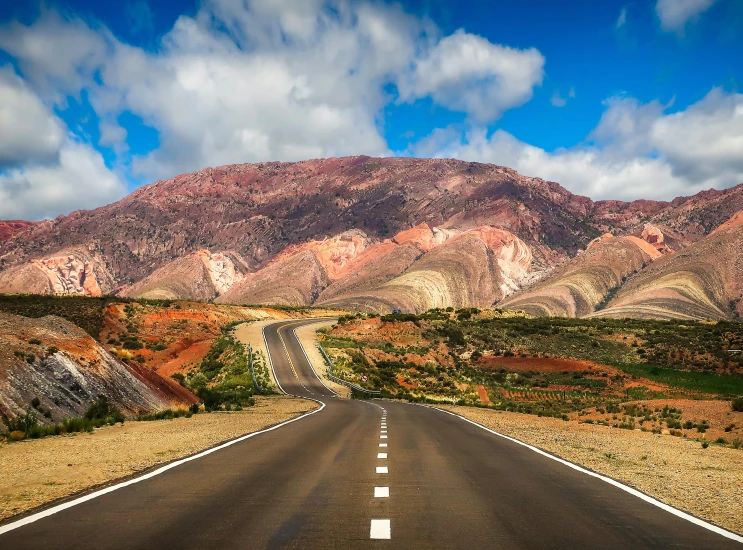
[234,320,284,388]
[0,396,317,522]
[439,405,743,536]
[294,321,350,398]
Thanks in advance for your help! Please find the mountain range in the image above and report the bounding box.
[1,156,742,320]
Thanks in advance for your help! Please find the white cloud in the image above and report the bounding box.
[550,87,575,108]
[1,1,543,184]
[616,6,628,29]
[0,66,64,166]
[0,10,111,102]
[414,88,743,201]
[397,29,544,123]
[656,0,718,33]
[0,139,126,220]
[0,65,125,220]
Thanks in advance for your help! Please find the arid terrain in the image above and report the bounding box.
[0,157,741,319]
[0,396,317,521]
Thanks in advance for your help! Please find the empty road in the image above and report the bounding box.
[1,319,740,548]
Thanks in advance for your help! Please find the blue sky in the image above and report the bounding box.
[0,0,741,219]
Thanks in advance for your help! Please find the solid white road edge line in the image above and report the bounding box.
[370,519,391,539]
[431,405,743,544]
[374,487,390,498]
[0,399,327,536]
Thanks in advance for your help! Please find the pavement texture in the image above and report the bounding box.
[1,319,740,549]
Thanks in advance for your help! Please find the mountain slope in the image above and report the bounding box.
[587,211,743,320]
[0,313,183,423]
[500,234,663,317]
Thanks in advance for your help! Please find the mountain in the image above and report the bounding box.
[1,156,742,319]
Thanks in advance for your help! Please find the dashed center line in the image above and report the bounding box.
[376,466,388,474]
[377,453,387,459]
[380,435,388,439]
[374,487,389,498]
[370,519,391,540]
[379,443,387,447]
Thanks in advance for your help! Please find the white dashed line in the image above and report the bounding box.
[370,519,391,539]
[376,466,388,474]
[374,487,390,498]
[380,435,387,439]
[381,430,387,434]
[379,443,387,447]
[377,453,387,459]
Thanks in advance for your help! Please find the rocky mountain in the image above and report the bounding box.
[1,156,742,319]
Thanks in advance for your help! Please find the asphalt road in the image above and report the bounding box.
[1,319,740,549]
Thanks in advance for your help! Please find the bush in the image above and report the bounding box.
[732,398,743,412]
[701,441,709,449]
[9,431,25,441]
[84,396,125,424]
[733,439,742,449]
[28,338,42,345]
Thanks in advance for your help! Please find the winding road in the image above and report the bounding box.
[1,318,741,548]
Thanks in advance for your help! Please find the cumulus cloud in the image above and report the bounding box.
[397,29,544,123]
[1,1,544,184]
[414,88,743,201]
[656,0,718,33]
[0,66,64,166]
[0,65,125,220]
[0,139,126,220]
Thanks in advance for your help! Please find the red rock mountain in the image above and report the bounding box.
[1,156,742,319]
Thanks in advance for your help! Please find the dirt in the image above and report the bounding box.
[478,356,613,373]
[0,396,317,522]
[441,405,743,535]
[475,385,491,404]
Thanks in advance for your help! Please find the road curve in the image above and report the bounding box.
[1,318,740,548]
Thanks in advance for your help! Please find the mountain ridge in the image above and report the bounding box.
[1,156,742,319]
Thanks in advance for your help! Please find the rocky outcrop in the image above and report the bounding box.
[121,250,248,301]
[501,235,662,318]
[0,248,114,296]
[0,221,37,243]
[591,210,743,320]
[216,250,328,306]
[0,313,180,423]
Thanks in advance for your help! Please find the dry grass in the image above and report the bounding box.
[0,396,317,521]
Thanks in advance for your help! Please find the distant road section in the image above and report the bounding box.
[1,319,740,548]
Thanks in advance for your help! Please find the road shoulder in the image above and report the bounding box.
[438,404,743,536]
[0,396,317,522]
[294,321,351,398]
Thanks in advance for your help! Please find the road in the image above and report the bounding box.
[1,318,740,548]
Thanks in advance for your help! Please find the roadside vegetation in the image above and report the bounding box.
[324,308,743,447]
[1,397,125,442]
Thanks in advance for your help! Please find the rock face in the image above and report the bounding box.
[0,156,742,318]
[0,221,37,243]
[500,235,664,318]
[121,250,248,301]
[0,248,114,297]
[588,210,743,320]
[0,313,188,423]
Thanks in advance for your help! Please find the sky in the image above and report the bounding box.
[0,0,741,220]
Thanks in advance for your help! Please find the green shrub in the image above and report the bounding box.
[701,441,709,449]
[28,338,42,345]
[732,398,743,412]
[84,396,125,424]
